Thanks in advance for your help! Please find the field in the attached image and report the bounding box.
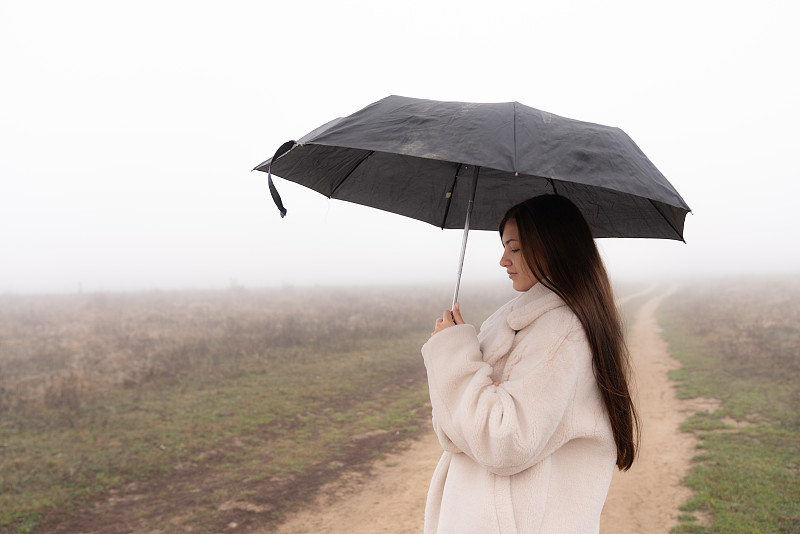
[658,276,800,533]
[0,283,513,533]
[2,277,799,533]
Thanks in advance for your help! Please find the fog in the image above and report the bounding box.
[2,1,799,295]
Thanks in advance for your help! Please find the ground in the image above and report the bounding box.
[268,286,711,534]
[33,286,703,534]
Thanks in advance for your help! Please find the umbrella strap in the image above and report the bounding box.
[267,140,296,218]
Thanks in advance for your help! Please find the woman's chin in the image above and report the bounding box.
[512,281,533,292]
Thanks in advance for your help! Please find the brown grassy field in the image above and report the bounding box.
[0,283,514,533]
[8,276,795,534]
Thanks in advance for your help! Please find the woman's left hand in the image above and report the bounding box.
[431,303,464,336]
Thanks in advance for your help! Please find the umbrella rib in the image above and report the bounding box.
[648,199,685,242]
[548,178,560,196]
[329,150,375,198]
[439,164,462,229]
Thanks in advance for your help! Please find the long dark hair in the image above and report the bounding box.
[499,195,639,471]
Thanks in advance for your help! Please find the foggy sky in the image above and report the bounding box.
[1,1,799,295]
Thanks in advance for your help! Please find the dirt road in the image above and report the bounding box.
[600,287,717,532]
[270,287,711,534]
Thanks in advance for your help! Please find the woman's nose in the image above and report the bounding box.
[499,254,510,267]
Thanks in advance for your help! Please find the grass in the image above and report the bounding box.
[658,276,800,533]
[10,278,757,533]
[0,283,513,533]
[1,315,423,531]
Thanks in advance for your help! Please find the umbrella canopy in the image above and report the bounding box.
[255,95,690,241]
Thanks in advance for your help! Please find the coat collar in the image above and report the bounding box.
[507,281,567,332]
[478,281,569,369]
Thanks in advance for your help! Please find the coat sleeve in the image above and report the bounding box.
[421,319,591,477]
[431,414,461,453]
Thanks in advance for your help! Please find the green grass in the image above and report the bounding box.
[1,282,658,533]
[0,331,430,532]
[0,284,514,533]
[658,277,800,533]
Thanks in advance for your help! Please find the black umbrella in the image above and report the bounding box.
[255,95,690,305]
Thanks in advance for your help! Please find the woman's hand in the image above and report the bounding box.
[431,303,464,336]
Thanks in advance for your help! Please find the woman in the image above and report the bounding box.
[422,194,638,533]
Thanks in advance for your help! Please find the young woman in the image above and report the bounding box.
[422,194,638,533]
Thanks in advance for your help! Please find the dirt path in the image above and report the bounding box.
[600,286,717,532]
[270,287,710,534]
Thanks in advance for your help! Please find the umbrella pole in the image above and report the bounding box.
[451,166,480,311]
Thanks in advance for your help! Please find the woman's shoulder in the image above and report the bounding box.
[509,311,592,381]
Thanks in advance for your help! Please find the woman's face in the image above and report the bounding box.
[500,219,538,292]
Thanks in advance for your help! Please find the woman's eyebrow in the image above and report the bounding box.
[504,238,519,245]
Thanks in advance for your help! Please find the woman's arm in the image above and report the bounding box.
[422,315,592,477]
[431,414,461,453]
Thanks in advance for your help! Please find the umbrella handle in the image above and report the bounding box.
[451,166,480,314]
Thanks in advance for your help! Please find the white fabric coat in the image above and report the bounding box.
[421,282,616,533]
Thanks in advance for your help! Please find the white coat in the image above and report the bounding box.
[421,282,616,533]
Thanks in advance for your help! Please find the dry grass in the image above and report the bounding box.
[0,285,507,415]
[0,283,514,533]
